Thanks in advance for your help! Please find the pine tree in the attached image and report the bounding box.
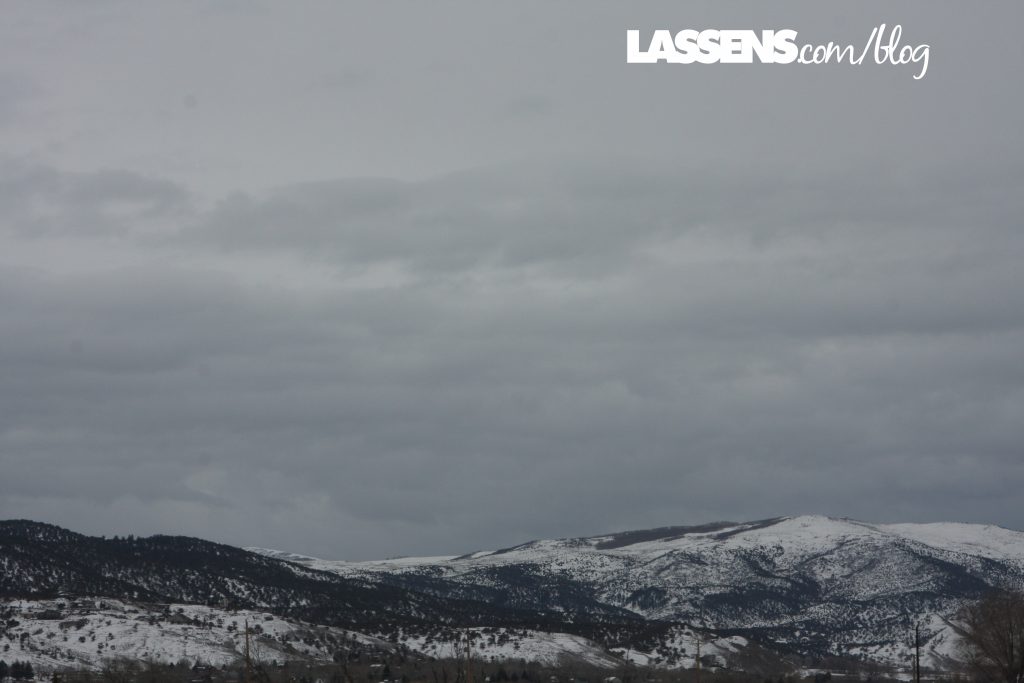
[9,661,30,680]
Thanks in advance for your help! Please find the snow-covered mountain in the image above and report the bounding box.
[0,519,554,628]
[6,516,1024,674]
[250,515,1024,668]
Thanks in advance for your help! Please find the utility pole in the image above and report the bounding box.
[695,633,701,683]
[465,629,473,683]
[695,606,704,683]
[245,619,253,683]
[913,623,921,683]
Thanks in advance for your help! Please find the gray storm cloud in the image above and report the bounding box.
[0,2,1022,559]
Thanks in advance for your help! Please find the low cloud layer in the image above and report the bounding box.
[2,156,1022,559]
[0,2,1022,559]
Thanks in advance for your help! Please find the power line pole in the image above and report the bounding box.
[695,606,704,683]
[913,623,921,683]
[695,633,701,683]
[245,619,253,683]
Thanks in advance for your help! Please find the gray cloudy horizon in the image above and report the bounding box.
[1,2,1023,560]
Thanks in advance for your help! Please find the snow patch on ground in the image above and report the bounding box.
[397,629,620,668]
[0,598,391,673]
[879,523,1024,562]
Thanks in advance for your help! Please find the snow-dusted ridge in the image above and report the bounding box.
[6,515,1024,673]
[878,522,1024,561]
[251,515,1024,669]
[253,515,1024,575]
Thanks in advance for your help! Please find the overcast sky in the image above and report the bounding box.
[1,2,1022,560]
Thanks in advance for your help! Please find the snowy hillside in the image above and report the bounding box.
[0,599,698,674]
[0,519,555,629]
[252,515,1024,668]
[0,598,396,672]
[6,516,1024,674]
